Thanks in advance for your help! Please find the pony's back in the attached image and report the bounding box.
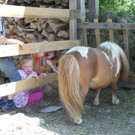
[99,41,129,80]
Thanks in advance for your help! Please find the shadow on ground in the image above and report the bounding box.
[0,87,135,135]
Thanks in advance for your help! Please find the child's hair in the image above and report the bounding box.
[20,55,33,68]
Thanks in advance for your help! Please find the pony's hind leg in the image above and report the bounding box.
[74,84,89,125]
[93,88,102,105]
[112,79,119,104]
[74,115,82,125]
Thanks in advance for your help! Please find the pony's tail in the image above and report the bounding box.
[58,54,83,119]
[119,49,129,80]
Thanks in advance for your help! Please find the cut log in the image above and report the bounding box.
[41,29,49,38]
[57,30,69,38]
[55,37,66,41]
[49,22,68,33]
[24,18,35,24]
[46,25,54,33]
[38,34,45,41]
[8,25,14,31]
[48,33,55,41]
[59,18,69,23]
[30,22,37,29]
[25,34,35,42]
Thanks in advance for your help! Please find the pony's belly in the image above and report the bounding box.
[89,77,99,88]
[89,77,110,89]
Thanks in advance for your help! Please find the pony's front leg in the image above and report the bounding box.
[93,88,102,105]
[112,80,119,104]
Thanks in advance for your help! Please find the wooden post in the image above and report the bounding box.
[94,19,100,46]
[108,19,114,42]
[88,0,99,22]
[122,19,129,61]
[77,0,88,46]
[69,0,77,40]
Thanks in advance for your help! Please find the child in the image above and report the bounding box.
[31,51,58,93]
[44,51,58,73]
[13,56,44,108]
[0,0,26,111]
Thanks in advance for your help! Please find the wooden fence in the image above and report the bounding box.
[78,19,135,61]
[78,19,135,88]
[0,1,83,97]
[1,1,135,97]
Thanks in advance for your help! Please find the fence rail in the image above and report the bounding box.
[0,40,81,57]
[78,22,135,30]
[0,5,81,19]
[0,73,57,97]
[78,19,131,61]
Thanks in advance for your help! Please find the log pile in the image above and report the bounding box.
[3,0,69,43]
[1,0,70,73]
[4,17,69,43]
[8,0,69,8]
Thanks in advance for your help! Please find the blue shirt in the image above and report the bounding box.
[0,17,6,45]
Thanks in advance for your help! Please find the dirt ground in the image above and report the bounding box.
[0,86,135,135]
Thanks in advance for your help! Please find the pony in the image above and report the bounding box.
[58,41,129,125]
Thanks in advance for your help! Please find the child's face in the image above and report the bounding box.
[47,51,54,59]
[0,0,4,4]
[21,60,33,75]
[0,0,7,4]
[37,52,45,57]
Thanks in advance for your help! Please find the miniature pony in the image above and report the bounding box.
[58,41,129,124]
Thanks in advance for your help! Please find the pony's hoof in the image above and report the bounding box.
[112,99,119,104]
[93,100,99,105]
[74,118,82,125]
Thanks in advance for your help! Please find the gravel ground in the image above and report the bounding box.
[0,87,135,135]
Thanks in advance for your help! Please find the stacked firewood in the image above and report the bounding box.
[8,0,69,8]
[1,1,70,73]
[4,17,69,43]
[3,0,69,43]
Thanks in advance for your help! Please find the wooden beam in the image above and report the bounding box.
[119,82,135,89]
[94,19,100,46]
[78,22,135,30]
[69,9,81,19]
[78,0,88,46]
[69,0,77,40]
[88,0,99,22]
[0,5,80,19]
[0,40,81,57]
[122,19,129,61]
[108,19,114,42]
[0,73,57,97]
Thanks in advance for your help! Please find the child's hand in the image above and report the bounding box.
[52,68,58,74]
[42,40,48,43]
[18,40,26,50]
[27,74,39,81]
[40,73,47,78]
[32,74,39,81]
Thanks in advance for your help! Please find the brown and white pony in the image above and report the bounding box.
[58,41,129,124]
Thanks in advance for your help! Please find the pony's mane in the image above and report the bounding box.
[66,46,90,58]
[99,41,124,77]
